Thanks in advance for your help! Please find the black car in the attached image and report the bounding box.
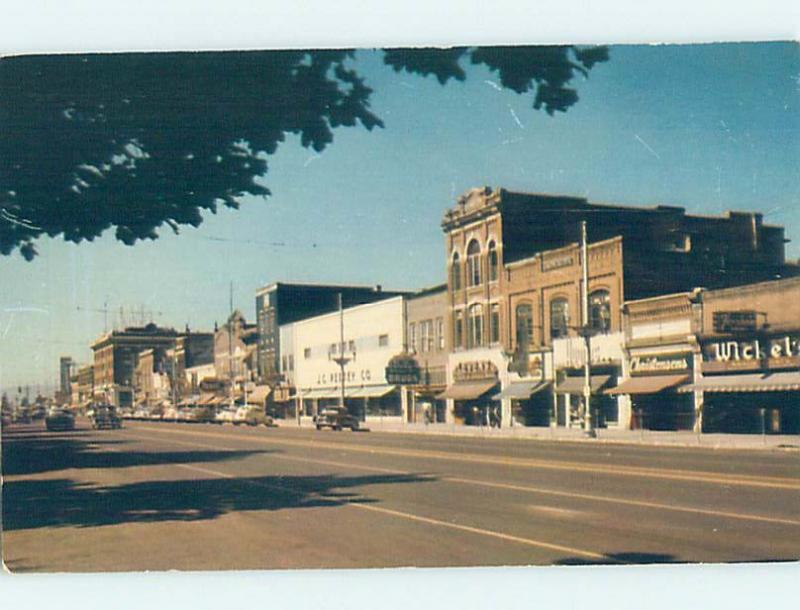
[45,408,76,431]
[314,407,360,431]
[91,405,122,430]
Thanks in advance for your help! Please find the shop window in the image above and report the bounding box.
[454,310,464,349]
[550,298,570,339]
[515,302,534,348]
[409,322,417,352]
[451,252,462,291]
[436,317,445,350]
[490,303,501,344]
[466,240,482,287]
[589,289,611,333]
[467,303,484,348]
[488,241,499,282]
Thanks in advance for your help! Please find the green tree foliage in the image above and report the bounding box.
[0,46,608,259]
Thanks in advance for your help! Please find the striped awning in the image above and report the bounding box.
[678,372,800,393]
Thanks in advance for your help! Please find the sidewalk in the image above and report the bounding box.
[275,418,800,451]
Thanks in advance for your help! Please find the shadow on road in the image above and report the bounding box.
[554,552,680,565]
[1,426,272,476]
[3,472,435,531]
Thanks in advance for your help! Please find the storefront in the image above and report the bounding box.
[438,360,501,426]
[493,350,553,427]
[608,352,693,430]
[687,332,800,434]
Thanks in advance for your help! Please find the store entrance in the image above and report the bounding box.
[703,391,798,434]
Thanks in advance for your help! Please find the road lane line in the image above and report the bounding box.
[126,424,800,490]
[118,430,800,527]
[161,454,610,562]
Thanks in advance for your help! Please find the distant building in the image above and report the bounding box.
[75,364,95,408]
[255,282,408,384]
[167,330,215,400]
[59,356,74,403]
[91,323,178,407]
[214,310,258,391]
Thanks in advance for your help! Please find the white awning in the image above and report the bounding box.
[679,372,800,393]
[246,385,272,404]
[605,374,689,395]
[348,385,396,398]
[492,381,550,401]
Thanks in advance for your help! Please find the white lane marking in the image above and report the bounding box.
[127,424,800,490]
[119,430,800,528]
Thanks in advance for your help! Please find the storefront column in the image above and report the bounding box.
[401,387,410,424]
[693,390,704,433]
[501,398,512,428]
[445,398,455,424]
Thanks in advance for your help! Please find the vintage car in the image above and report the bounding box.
[314,407,360,431]
[45,408,76,431]
[233,405,274,427]
[91,405,122,430]
[215,407,237,424]
[184,405,217,424]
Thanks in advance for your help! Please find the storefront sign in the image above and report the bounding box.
[702,334,800,372]
[385,354,421,385]
[453,360,499,382]
[712,310,758,334]
[629,354,690,376]
[316,369,373,385]
[542,253,574,272]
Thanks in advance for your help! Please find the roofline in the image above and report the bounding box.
[283,294,405,327]
[256,281,404,296]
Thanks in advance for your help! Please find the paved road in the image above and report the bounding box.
[2,419,799,572]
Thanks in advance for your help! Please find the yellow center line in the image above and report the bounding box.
[119,430,800,527]
[126,424,800,490]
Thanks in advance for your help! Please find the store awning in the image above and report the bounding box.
[348,385,396,398]
[246,385,271,405]
[554,375,612,395]
[198,393,218,405]
[678,372,800,393]
[299,388,342,400]
[605,374,689,395]
[436,380,498,401]
[492,381,551,401]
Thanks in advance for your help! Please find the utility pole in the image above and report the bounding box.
[228,282,235,410]
[581,220,596,438]
[331,294,352,414]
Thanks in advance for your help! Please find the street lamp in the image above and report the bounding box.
[580,220,596,438]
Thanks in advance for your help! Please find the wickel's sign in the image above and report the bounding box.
[702,334,800,372]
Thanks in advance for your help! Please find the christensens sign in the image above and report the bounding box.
[629,354,691,376]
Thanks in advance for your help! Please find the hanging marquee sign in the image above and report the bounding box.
[453,360,499,383]
[385,353,421,385]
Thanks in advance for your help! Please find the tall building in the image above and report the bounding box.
[59,356,74,399]
[91,323,178,407]
[439,187,800,428]
[255,282,407,384]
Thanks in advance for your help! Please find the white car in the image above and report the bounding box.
[233,405,273,427]
[215,407,237,424]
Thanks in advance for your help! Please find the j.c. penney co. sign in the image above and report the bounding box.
[702,334,800,372]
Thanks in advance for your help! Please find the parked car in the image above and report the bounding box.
[45,408,76,431]
[233,405,274,427]
[91,405,122,430]
[185,405,217,424]
[215,407,237,424]
[314,407,359,431]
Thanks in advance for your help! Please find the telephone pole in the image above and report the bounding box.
[581,220,596,438]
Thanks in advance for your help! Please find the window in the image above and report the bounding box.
[409,322,417,352]
[550,298,570,339]
[490,303,501,344]
[436,317,444,350]
[288,354,294,371]
[454,311,464,348]
[515,302,534,348]
[589,289,612,333]
[348,340,356,353]
[303,347,311,359]
[378,334,389,347]
[466,240,482,287]
[421,319,434,352]
[488,241,499,282]
[451,252,462,291]
[281,356,288,371]
[329,343,337,357]
[467,304,484,348]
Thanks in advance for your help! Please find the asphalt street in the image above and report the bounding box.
[2,419,799,572]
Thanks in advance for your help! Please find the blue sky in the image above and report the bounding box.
[2,42,798,392]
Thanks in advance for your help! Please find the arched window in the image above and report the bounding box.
[451,252,462,291]
[515,302,534,348]
[550,298,570,339]
[453,310,464,348]
[589,289,611,333]
[466,240,482,287]
[467,304,484,348]
[490,303,501,344]
[488,241,499,282]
